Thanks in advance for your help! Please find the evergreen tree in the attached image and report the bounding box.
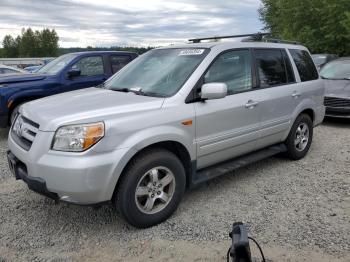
[2,35,19,57]
[259,0,350,56]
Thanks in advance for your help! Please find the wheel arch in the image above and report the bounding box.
[7,94,44,124]
[111,140,194,202]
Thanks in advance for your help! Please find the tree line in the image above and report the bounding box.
[2,5,350,59]
[1,28,59,58]
[259,0,350,56]
[0,27,153,58]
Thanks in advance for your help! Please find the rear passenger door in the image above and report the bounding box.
[252,48,300,149]
[289,49,321,113]
[109,55,132,75]
[195,49,262,169]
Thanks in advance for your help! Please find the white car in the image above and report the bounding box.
[0,65,27,75]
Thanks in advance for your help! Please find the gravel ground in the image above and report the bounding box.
[0,119,349,262]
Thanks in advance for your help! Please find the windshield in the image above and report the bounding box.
[104,48,209,97]
[312,55,327,66]
[37,54,76,74]
[320,60,350,80]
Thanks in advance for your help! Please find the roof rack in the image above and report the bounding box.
[242,37,301,45]
[188,33,300,45]
[188,33,269,43]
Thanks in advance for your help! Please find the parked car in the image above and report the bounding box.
[0,65,27,75]
[311,54,338,71]
[24,58,55,73]
[7,35,325,228]
[0,51,138,127]
[320,57,350,118]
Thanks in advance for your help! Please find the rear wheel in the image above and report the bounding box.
[115,149,186,228]
[285,114,313,160]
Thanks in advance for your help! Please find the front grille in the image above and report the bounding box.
[324,96,350,108]
[11,115,39,151]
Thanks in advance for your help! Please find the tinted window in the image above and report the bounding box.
[255,49,289,87]
[71,56,104,76]
[281,49,295,83]
[110,55,132,74]
[289,49,318,81]
[204,49,252,95]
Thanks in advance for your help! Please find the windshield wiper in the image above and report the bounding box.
[321,76,350,80]
[110,87,166,97]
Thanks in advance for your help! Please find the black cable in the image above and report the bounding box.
[248,236,266,262]
[227,247,231,262]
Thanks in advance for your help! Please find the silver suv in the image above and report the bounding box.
[7,35,325,228]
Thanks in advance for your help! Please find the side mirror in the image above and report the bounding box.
[67,69,81,78]
[201,83,227,100]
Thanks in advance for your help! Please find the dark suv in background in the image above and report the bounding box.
[0,51,138,127]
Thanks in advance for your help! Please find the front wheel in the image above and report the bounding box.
[115,149,186,228]
[285,114,313,160]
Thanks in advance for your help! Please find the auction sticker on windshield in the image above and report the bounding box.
[178,49,205,56]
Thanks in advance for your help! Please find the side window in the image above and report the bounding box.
[110,55,132,74]
[281,49,295,83]
[289,49,318,82]
[254,49,288,87]
[71,56,104,76]
[204,49,252,95]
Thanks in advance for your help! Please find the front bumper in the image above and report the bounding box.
[8,129,131,205]
[7,151,59,200]
[325,106,350,118]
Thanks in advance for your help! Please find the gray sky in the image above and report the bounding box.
[0,0,263,48]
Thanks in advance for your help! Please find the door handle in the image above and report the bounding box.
[245,100,259,109]
[292,91,301,98]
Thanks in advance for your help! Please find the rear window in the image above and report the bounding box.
[289,49,318,82]
[110,55,132,74]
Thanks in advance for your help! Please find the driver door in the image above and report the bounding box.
[64,56,108,92]
[195,49,262,169]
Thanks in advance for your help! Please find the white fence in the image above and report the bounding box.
[0,57,55,67]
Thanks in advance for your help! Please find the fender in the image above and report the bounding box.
[7,89,46,112]
[94,125,195,199]
[96,125,195,160]
[281,97,317,140]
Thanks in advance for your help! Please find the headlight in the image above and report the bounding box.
[52,122,104,152]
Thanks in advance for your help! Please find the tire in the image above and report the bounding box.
[115,148,186,228]
[10,104,23,126]
[285,114,313,160]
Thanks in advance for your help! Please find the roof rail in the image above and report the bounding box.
[188,33,269,43]
[243,37,300,45]
[188,33,300,45]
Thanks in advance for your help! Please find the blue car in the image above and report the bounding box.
[0,51,138,127]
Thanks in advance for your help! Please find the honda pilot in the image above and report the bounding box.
[7,35,325,228]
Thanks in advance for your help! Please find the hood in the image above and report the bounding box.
[324,79,350,98]
[20,87,165,131]
[0,73,48,85]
